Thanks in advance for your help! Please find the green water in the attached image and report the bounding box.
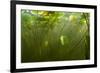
[21,10,90,63]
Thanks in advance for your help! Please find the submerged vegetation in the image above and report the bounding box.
[21,9,90,63]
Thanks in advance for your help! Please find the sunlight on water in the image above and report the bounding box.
[45,41,48,47]
[60,35,65,46]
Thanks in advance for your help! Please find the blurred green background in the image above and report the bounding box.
[21,9,90,63]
